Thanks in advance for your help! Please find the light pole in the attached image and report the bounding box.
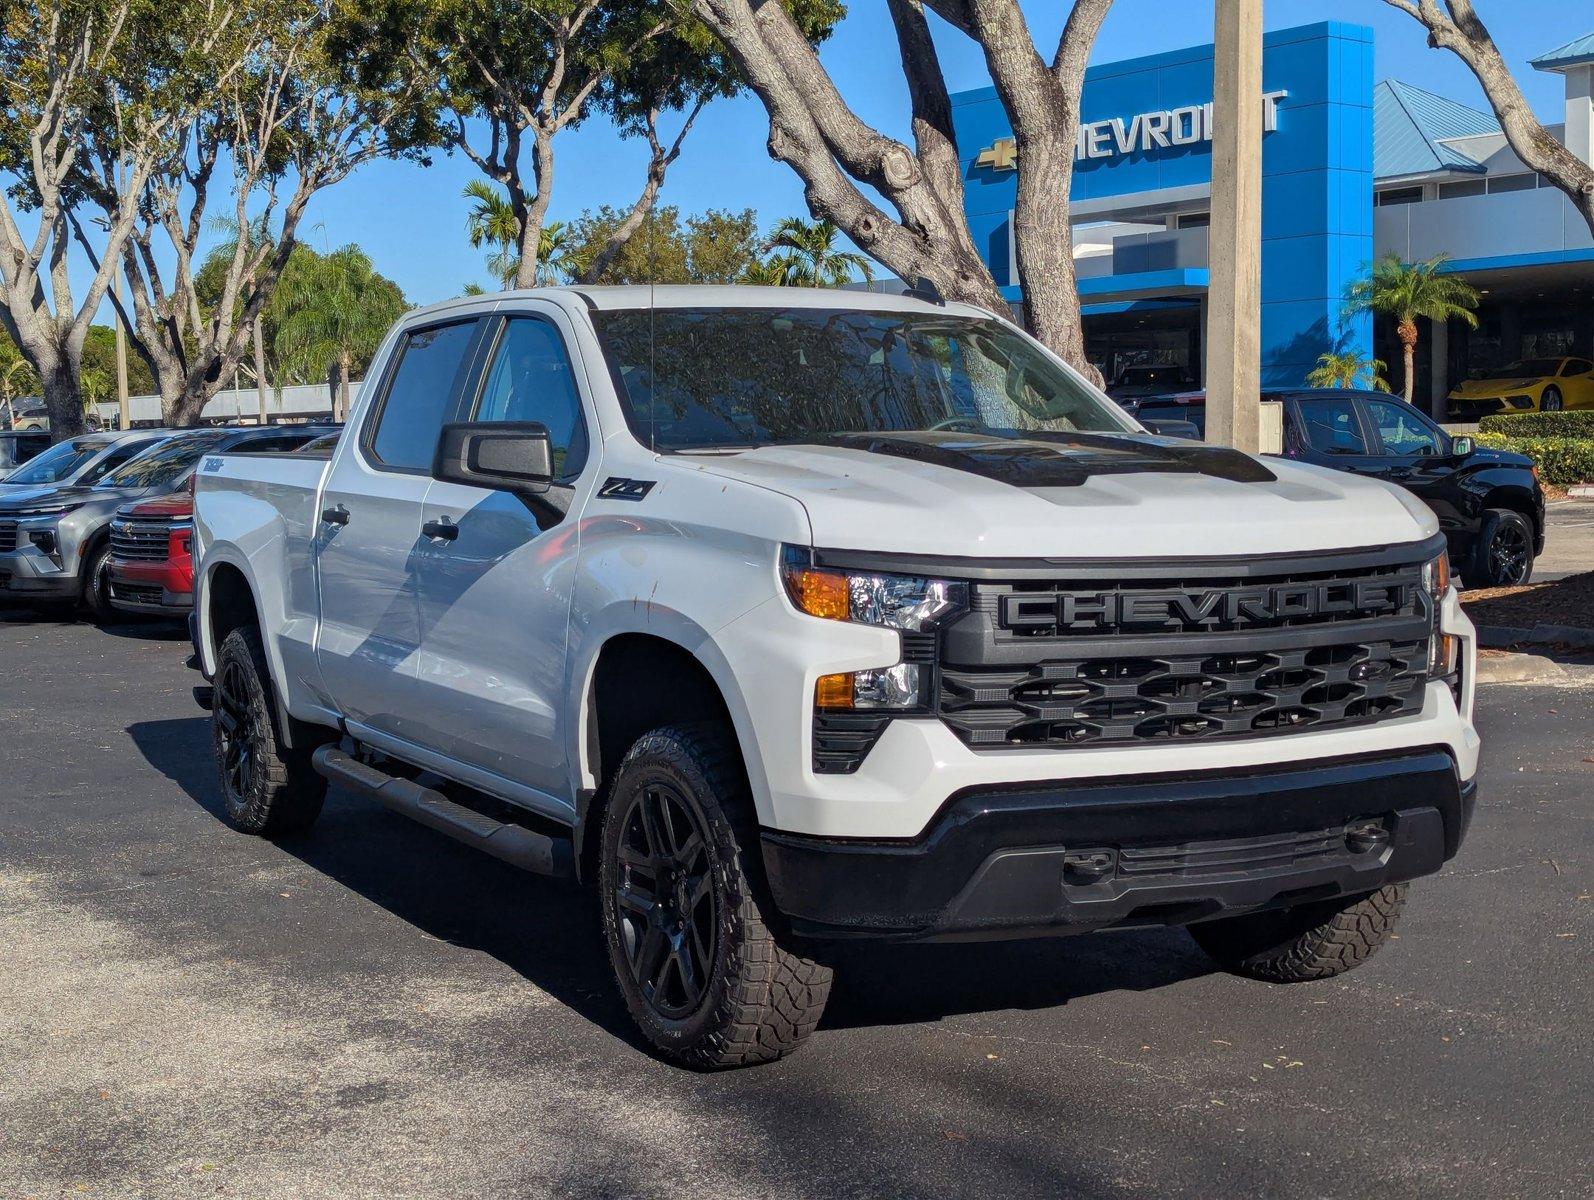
[1206,0,1263,453]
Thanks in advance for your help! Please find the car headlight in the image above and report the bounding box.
[1422,550,1457,678]
[10,502,82,518]
[781,546,968,711]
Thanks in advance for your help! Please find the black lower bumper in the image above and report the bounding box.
[762,749,1474,941]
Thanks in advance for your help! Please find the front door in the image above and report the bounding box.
[410,308,597,816]
[315,317,483,744]
[1359,396,1466,550]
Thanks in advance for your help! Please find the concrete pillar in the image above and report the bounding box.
[1429,318,1450,420]
[1205,0,1264,452]
[1566,65,1593,166]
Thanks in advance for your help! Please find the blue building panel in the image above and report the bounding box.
[952,21,1375,386]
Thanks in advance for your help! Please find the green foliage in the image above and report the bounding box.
[1345,253,1482,329]
[462,182,571,287]
[763,217,874,287]
[1473,432,1594,485]
[564,206,763,285]
[272,245,408,385]
[1305,350,1390,392]
[1478,411,1594,438]
[82,326,154,397]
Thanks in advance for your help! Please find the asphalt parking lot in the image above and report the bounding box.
[1536,498,1594,582]
[2,612,1590,1199]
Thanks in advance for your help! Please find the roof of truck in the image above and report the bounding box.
[400,284,995,325]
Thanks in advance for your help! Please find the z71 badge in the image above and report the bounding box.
[202,457,225,472]
[597,477,655,502]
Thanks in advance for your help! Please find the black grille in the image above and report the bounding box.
[109,519,173,562]
[0,521,16,552]
[935,555,1433,751]
[109,580,164,605]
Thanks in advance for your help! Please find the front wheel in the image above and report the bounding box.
[81,541,116,622]
[1540,386,1563,412]
[1189,884,1407,983]
[599,724,832,1069]
[1471,509,1535,588]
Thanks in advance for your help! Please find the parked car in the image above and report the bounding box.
[106,493,197,617]
[0,423,335,619]
[1447,355,1594,418]
[1123,389,1542,587]
[0,429,51,476]
[192,287,1478,1069]
[2,428,170,491]
[1118,391,1209,437]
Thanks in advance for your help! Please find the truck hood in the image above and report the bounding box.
[0,482,158,515]
[684,432,1436,559]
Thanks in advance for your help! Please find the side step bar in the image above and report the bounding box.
[312,745,574,879]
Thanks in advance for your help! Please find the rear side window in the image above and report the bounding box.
[368,321,479,471]
[1565,359,1593,377]
[1294,398,1369,456]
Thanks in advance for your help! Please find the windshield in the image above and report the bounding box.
[1486,359,1560,379]
[97,432,220,490]
[590,307,1133,451]
[2,438,98,485]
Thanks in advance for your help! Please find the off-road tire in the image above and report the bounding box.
[1188,883,1408,983]
[1540,386,1563,412]
[212,625,325,836]
[599,723,832,1070]
[1470,508,1534,588]
[81,540,116,622]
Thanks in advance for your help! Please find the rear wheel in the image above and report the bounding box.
[1189,884,1407,983]
[81,541,115,622]
[599,723,832,1069]
[212,625,326,836]
[1471,509,1535,588]
[1540,386,1563,412]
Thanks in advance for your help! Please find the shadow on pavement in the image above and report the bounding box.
[127,714,1213,1047]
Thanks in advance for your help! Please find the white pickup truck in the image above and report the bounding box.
[192,286,1480,1069]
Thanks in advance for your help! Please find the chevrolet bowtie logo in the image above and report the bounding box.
[975,137,1018,171]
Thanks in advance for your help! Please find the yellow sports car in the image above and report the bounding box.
[1448,355,1594,418]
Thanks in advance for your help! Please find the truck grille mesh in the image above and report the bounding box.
[0,521,16,552]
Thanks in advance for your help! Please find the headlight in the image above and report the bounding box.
[781,546,968,712]
[10,502,82,518]
[1423,550,1457,677]
[780,545,967,631]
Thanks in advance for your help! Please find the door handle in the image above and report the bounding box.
[321,504,350,526]
[422,517,459,542]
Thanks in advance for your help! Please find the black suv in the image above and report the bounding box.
[1123,389,1544,587]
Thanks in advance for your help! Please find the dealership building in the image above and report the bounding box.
[950,21,1594,410]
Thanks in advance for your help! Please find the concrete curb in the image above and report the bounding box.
[1569,484,1594,498]
[1476,623,1594,650]
[1475,652,1566,685]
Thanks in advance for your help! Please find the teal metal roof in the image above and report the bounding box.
[1374,80,1496,178]
[1531,32,1594,72]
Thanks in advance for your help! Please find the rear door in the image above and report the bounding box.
[1285,393,1381,477]
[315,316,486,745]
[408,305,597,813]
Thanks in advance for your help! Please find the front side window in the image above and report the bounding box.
[1294,397,1369,456]
[473,318,589,479]
[98,433,223,489]
[368,320,479,470]
[590,307,1132,452]
[1364,399,1443,457]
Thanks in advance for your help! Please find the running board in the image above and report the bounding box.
[311,745,574,879]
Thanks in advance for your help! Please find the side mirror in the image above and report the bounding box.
[1450,435,1474,457]
[433,421,554,494]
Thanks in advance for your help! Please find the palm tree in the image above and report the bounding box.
[273,246,406,420]
[463,182,571,288]
[1345,253,1479,405]
[1306,349,1390,392]
[763,217,875,288]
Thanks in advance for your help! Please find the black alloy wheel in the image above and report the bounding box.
[214,655,260,806]
[1483,514,1534,587]
[613,780,718,1020]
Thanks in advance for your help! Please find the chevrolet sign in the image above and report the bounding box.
[975,90,1288,171]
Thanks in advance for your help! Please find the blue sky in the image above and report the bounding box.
[50,1,1593,312]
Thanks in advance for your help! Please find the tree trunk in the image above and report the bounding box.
[41,358,88,441]
[1398,318,1419,406]
[339,349,352,421]
[253,313,270,426]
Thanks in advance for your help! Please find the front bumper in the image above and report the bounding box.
[762,748,1474,941]
[108,560,193,616]
[0,543,80,599]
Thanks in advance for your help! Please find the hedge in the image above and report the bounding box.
[1477,410,1594,438]
[1472,431,1594,485]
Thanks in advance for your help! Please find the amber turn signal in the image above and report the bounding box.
[785,565,850,622]
[815,672,854,710]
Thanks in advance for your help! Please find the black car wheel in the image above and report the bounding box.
[81,541,116,622]
[1540,386,1563,412]
[599,723,832,1069]
[1472,509,1535,588]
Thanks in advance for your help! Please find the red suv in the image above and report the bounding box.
[106,493,195,616]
